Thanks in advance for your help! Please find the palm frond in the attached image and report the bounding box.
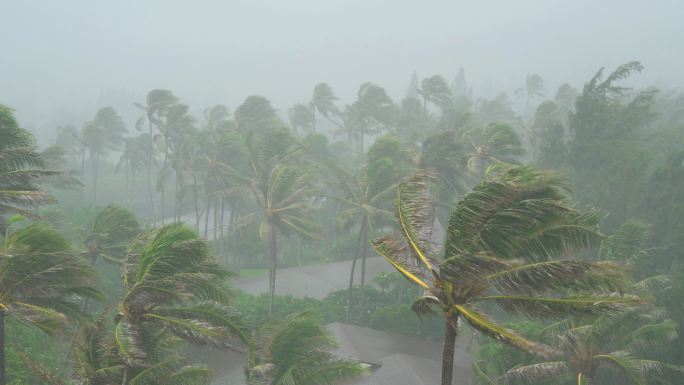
[453,304,555,358]
[480,294,643,319]
[501,361,570,384]
[395,170,437,272]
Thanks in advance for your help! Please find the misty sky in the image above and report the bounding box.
[2,0,683,142]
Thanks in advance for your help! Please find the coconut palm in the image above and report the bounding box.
[372,167,641,385]
[116,134,150,206]
[219,129,320,314]
[464,123,525,176]
[114,224,249,382]
[246,311,366,385]
[516,73,546,114]
[333,165,396,319]
[309,83,339,132]
[350,82,396,153]
[502,310,683,384]
[135,89,179,219]
[288,103,313,135]
[80,107,127,205]
[235,95,281,134]
[0,220,101,385]
[60,308,216,385]
[82,204,140,264]
[418,75,452,113]
[0,105,56,221]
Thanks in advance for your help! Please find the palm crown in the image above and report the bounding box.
[373,166,642,385]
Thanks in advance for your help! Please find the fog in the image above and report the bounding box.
[3,2,684,384]
[3,0,683,143]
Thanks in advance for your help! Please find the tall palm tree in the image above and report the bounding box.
[246,311,366,385]
[333,165,395,319]
[418,75,452,114]
[113,224,249,383]
[464,122,525,176]
[350,83,396,153]
[82,204,140,265]
[157,103,195,224]
[502,310,683,384]
[288,103,313,135]
[116,134,150,206]
[309,83,339,132]
[80,107,127,205]
[0,221,101,385]
[516,73,546,114]
[220,129,320,314]
[0,105,56,220]
[135,89,179,220]
[372,167,641,385]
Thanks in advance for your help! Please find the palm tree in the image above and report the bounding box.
[220,129,320,314]
[0,105,56,220]
[502,310,682,384]
[0,220,101,385]
[117,134,150,206]
[464,123,525,176]
[288,103,313,135]
[66,309,215,385]
[113,224,249,383]
[135,89,179,220]
[246,311,366,385]
[80,107,127,205]
[418,75,452,114]
[516,73,546,114]
[350,83,396,153]
[82,204,140,264]
[235,95,281,134]
[372,167,641,385]
[333,165,395,319]
[204,104,231,130]
[157,103,195,224]
[309,83,339,132]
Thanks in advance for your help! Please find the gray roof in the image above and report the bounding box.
[234,257,393,299]
[208,322,473,385]
[327,322,473,385]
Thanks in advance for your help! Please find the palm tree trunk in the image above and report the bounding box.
[441,319,458,385]
[92,152,99,206]
[0,310,5,385]
[312,107,316,133]
[360,230,368,288]
[130,169,136,206]
[125,158,130,207]
[160,139,169,225]
[267,219,278,315]
[80,148,86,200]
[232,209,240,274]
[346,219,366,320]
[193,175,200,230]
[297,234,302,267]
[147,118,156,223]
[204,197,211,238]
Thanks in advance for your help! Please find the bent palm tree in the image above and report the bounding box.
[83,204,141,264]
[246,311,366,385]
[0,105,56,220]
[113,224,249,382]
[373,167,640,385]
[0,221,101,385]
[502,310,683,384]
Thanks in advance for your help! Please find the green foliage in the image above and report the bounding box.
[246,312,366,385]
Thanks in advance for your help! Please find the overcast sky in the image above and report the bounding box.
[2,0,683,142]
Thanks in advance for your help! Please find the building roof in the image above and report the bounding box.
[210,322,473,385]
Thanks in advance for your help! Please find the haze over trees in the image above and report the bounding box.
[1,3,684,383]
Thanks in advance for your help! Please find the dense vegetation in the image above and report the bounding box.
[1,62,683,385]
